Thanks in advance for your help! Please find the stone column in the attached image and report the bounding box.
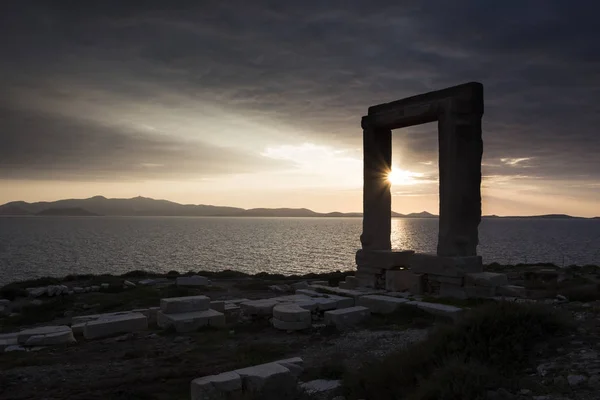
[360,122,392,251]
[437,111,483,256]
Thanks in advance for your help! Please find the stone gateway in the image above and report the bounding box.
[356,82,485,290]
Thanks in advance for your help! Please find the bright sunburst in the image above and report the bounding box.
[386,167,424,185]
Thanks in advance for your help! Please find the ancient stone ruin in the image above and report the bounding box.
[355,82,489,297]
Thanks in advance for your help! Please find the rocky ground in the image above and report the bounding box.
[1,265,599,400]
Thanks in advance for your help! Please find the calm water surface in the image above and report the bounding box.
[1,216,599,285]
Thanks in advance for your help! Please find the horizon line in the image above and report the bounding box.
[1,194,598,219]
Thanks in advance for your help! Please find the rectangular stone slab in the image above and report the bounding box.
[160,295,210,314]
[357,295,410,314]
[17,325,73,345]
[234,361,297,395]
[83,313,148,339]
[309,285,383,299]
[324,306,370,329]
[157,309,225,332]
[385,270,421,292]
[407,301,464,321]
[191,371,242,400]
[356,249,414,269]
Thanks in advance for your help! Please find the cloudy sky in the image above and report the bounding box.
[1,1,599,216]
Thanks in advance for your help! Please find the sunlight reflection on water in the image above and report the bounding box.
[0,216,598,285]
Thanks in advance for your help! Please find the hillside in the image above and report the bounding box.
[0,196,595,219]
[35,207,100,216]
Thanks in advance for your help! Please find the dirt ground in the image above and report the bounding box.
[0,277,429,400]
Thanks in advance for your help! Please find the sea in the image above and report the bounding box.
[0,216,599,286]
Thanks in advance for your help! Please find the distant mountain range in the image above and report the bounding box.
[0,196,597,219]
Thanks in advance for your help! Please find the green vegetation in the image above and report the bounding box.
[342,301,572,400]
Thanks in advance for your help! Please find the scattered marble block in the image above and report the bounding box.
[83,312,148,339]
[310,281,329,286]
[191,371,243,400]
[309,284,382,299]
[273,304,311,323]
[25,330,76,346]
[176,275,211,287]
[72,311,138,325]
[161,295,210,314]
[157,309,225,332]
[324,306,370,330]
[239,299,279,316]
[132,307,161,326]
[407,301,464,321]
[465,272,508,287]
[209,301,225,312]
[325,295,355,309]
[295,289,325,297]
[191,358,304,400]
[27,287,47,298]
[71,323,86,336]
[275,357,304,377]
[17,325,73,345]
[357,295,410,314]
[225,298,251,304]
[291,300,318,312]
[311,297,339,311]
[235,361,297,397]
[0,332,19,351]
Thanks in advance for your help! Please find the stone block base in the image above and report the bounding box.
[410,254,483,276]
[356,249,415,269]
[385,270,422,292]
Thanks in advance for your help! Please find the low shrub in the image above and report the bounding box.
[343,301,572,400]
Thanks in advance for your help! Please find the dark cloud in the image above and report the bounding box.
[1,0,599,185]
[0,106,289,180]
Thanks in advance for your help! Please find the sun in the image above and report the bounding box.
[386,168,423,185]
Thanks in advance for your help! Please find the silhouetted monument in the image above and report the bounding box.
[355,82,484,289]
